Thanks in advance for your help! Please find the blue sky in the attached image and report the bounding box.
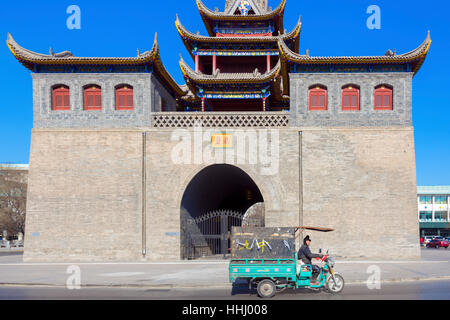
[0,0,448,185]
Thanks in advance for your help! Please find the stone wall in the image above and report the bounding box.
[24,127,300,261]
[300,127,420,260]
[23,126,420,261]
[24,129,144,262]
[31,73,176,129]
[289,73,413,127]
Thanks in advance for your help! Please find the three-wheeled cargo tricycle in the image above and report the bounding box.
[229,226,344,298]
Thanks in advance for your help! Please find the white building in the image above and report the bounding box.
[418,186,450,237]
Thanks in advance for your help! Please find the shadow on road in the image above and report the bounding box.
[231,281,329,299]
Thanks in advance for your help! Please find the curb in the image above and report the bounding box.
[1,276,450,290]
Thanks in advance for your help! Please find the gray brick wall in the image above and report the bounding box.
[289,72,413,127]
[23,127,420,261]
[32,73,177,128]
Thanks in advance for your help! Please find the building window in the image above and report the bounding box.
[434,196,448,205]
[342,85,360,111]
[374,85,393,110]
[115,85,134,110]
[52,85,70,110]
[419,211,433,222]
[309,85,327,111]
[435,212,448,222]
[419,196,432,204]
[84,85,102,111]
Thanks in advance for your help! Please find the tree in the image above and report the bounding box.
[0,172,26,239]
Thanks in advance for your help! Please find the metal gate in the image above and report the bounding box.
[184,210,243,260]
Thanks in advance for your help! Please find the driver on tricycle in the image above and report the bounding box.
[298,235,323,281]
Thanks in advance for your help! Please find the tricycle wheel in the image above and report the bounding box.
[326,274,345,294]
[257,279,276,298]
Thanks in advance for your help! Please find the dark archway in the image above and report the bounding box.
[180,164,264,259]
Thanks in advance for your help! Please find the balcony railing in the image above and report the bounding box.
[151,112,290,128]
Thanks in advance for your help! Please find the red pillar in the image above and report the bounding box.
[266,54,271,73]
[213,53,217,73]
[195,54,199,72]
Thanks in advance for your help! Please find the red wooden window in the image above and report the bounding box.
[374,85,393,110]
[52,85,70,110]
[309,86,327,110]
[342,85,360,111]
[84,85,102,110]
[116,85,134,110]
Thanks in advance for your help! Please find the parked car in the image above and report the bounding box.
[426,239,449,249]
[424,236,434,245]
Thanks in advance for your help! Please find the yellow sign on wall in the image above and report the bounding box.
[211,133,233,148]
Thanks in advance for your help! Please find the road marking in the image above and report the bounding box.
[99,272,146,277]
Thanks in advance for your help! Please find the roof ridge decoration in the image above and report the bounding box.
[197,0,285,19]
[6,32,186,97]
[197,0,286,35]
[179,54,281,84]
[278,31,431,76]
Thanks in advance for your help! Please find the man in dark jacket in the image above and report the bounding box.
[298,235,323,280]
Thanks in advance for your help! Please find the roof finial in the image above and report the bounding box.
[385,49,394,57]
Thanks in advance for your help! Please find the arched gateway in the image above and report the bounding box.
[180,164,265,259]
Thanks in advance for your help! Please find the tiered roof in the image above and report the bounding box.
[277,32,432,96]
[197,0,286,36]
[6,32,186,97]
[176,0,298,108]
[180,55,281,84]
[278,31,431,73]
[175,15,301,57]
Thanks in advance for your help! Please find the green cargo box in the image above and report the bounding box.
[231,227,296,259]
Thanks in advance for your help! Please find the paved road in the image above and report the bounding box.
[0,279,449,300]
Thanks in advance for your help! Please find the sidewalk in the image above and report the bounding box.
[0,249,449,288]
